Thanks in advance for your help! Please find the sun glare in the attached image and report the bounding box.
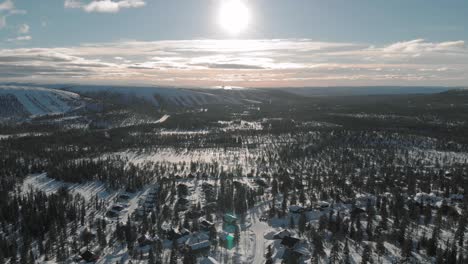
[218,0,250,35]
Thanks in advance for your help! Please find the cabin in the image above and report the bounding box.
[280,236,310,262]
[351,207,366,217]
[111,205,125,212]
[186,209,202,219]
[189,240,210,252]
[199,218,215,230]
[106,210,119,218]
[289,205,305,214]
[255,178,268,187]
[316,201,330,211]
[80,250,99,263]
[200,256,219,264]
[218,231,235,250]
[118,194,131,201]
[280,236,301,249]
[223,213,238,224]
[184,232,211,252]
[137,234,155,247]
[167,228,183,241]
[273,229,292,240]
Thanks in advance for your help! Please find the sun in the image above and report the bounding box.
[218,0,250,35]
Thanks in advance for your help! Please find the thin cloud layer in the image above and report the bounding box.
[0,39,467,87]
[0,0,26,29]
[65,0,146,13]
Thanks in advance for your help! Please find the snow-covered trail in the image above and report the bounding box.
[252,221,269,264]
[246,198,273,264]
[155,114,170,123]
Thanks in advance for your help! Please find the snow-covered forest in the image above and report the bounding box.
[1,87,467,264]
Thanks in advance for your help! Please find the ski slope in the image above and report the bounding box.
[0,85,83,117]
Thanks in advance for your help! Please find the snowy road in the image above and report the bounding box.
[252,221,269,264]
[246,198,273,264]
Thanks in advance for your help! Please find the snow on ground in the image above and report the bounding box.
[21,173,114,201]
[21,173,155,224]
[218,120,263,131]
[159,129,210,135]
[105,147,265,173]
[0,132,51,140]
[120,114,170,127]
[406,148,468,166]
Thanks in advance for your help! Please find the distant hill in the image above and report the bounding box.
[61,85,305,108]
[0,85,84,119]
[279,86,452,97]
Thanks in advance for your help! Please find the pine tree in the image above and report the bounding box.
[170,240,178,264]
[329,238,340,264]
[343,239,351,264]
[311,228,324,256]
[148,249,156,264]
[234,226,241,246]
[182,248,196,264]
[455,210,466,247]
[361,244,372,264]
[401,238,413,261]
[376,234,385,261]
[298,214,306,235]
[265,245,273,264]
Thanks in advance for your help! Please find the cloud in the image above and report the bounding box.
[0,0,13,11]
[383,39,465,54]
[0,0,27,30]
[64,0,82,8]
[0,39,467,87]
[192,63,266,70]
[7,35,31,41]
[65,0,145,13]
[18,23,29,34]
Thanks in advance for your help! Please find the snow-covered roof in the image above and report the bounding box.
[273,229,291,239]
[293,244,311,256]
[190,240,211,251]
[414,192,443,205]
[289,205,304,213]
[449,194,464,200]
[200,257,219,264]
[185,232,209,246]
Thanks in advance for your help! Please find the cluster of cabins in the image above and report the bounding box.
[270,229,311,262]
[105,193,131,219]
[161,216,215,254]
[137,187,159,216]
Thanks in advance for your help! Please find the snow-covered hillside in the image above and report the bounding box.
[67,86,219,107]
[65,85,289,108]
[0,85,84,118]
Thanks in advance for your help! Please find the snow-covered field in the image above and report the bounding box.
[21,173,115,202]
[0,132,51,140]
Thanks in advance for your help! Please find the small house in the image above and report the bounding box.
[280,236,301,249]
[200,256,219,264]
[273,229,292,240]
[80,250,99,263]
[137,234,155,247]
[199,218,215,230]
[289,205,305,214]
[223,213,238,224]
[351,207,366,217]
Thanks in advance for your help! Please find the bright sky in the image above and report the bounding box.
[0,0,467,87]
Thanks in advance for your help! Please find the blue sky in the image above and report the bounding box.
[0,0,467,87]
